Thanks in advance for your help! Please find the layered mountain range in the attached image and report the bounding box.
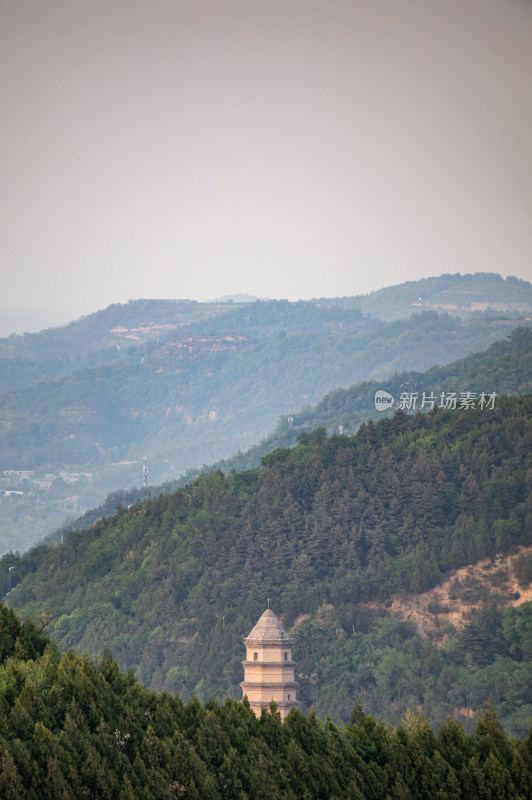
[1,271,531,552]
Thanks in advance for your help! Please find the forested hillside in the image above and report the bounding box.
[1,302,524,553]
[6,395,532,735]
[212,325,532,474]
[2,606,531,800]
[56,325,532,537]
[0,298,239,388]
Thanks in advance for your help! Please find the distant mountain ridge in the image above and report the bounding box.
[322,272,532,319]
[2,272,529,357]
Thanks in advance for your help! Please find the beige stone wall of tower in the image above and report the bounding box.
[240,608,300,720]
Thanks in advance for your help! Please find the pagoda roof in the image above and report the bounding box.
[245,609,292,643]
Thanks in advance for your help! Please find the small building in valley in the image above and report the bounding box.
[240,608,300,720]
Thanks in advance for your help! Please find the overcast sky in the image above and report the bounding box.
[1,0,531,325]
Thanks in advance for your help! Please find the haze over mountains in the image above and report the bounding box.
[1,272,531,553]
[60,323,532,538]
[0,307,72,338]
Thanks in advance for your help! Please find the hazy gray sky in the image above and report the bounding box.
[1,0,531,322]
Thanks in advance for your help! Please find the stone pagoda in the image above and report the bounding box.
[240,608,300,720]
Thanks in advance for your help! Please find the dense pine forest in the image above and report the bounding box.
[5,394,532,735]
[1,604,531,800]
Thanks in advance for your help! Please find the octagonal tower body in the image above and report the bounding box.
[240,609,300,720]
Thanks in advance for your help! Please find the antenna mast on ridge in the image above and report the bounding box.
[143,457,148,488]
[288,393,293,428]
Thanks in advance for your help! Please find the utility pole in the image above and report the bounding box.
[288,393,293,428]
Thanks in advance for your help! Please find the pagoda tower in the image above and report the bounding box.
[240,608,300,720]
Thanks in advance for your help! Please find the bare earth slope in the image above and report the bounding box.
[372,546,532,643]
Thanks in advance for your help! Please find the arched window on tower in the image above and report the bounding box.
[284,651,288,661]
[253,652,258,661]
